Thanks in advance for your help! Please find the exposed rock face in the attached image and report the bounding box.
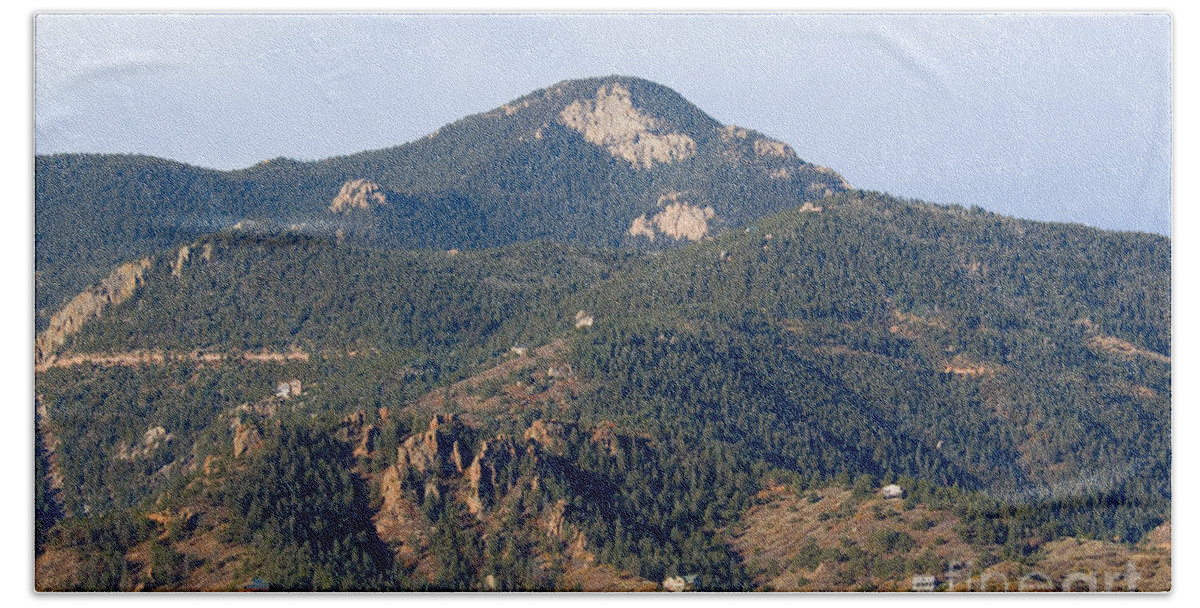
[813,164,854,190]
[627,215,656,240]
[374,466,428,565]
[540,498,568,538]
[574,310,594,329]
[395,415,471,481]
[559,83,696,169]
[628,192,717,242]
[464,436,518,515]
[652,201,715,241]
[35,257,151,365]
[524,419,569,456]
[329,179,387,212]
[1088,334,1171,363]
[590,421,619,456]
[754,138,793,158]
[338,410,379,459]
[718,125,752,141]
[117,426,172,461]
[171,245,190,277]
[231,418,263,458]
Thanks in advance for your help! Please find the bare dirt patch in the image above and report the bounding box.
[1088,335,1170,364]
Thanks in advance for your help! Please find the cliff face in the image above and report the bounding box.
[34,257,151,365]
[367,413,657,590]
[393,414,472,481]
[464,436,519,514]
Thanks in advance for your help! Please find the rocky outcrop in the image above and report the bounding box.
[464,436,518,515]
[627,215,656,240]
[329,179,387,212]
[374,466,428,566]
[1088,334,1171,363]
[170,242,214,278]
[35,257,151,366]
[574,310,594,329]
[338,410,379,459]
[754,138,793,158]
[524,419,569,456]
[116,426,172,461]
[651,201,715,241]
[395,415,471,481]
[171,245,190,277]
[559,83,696,169]
[231,417,263,458]
[627,191,717,242]
[590,421,620,456]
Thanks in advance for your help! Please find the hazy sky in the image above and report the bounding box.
[35,13,1171,235]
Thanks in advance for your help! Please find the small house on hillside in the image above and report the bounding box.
[510,344,530,356]
[881,484,904,499]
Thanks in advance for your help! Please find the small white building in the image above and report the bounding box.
[510,344,530,356]
[881,484,904,500]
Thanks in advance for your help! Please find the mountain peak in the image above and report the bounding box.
[556,80,698,169]
[542,75,722,137]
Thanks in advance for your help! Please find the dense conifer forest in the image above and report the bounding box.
[34,76,1169,591]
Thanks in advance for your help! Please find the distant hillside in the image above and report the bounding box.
[35,189,1169,590]
[36,76,848,327]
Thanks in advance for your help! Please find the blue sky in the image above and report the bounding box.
[34,13,1171,234]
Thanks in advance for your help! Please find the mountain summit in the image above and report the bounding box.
[34,76,1171,592]
[36,76,848,320]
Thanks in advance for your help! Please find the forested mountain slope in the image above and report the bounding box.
[36,75,848,327]
[35,188,1169,590]
[34,76,1169,592]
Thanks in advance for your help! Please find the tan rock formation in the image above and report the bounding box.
[117,426,172,461]
[464,436,518,515]
[754,138,793,158]
[395,415,470,481]
[652,201,715,241]
[627,215,656,240]
[628,192,718,242]
[524,419,568,456]
[329,179,387,212]
[171,245,190,277]
[559,83,695,169]
[35,257,151,365]
[574,310,594,329]
[339,410,378,459]
[231,418,263,458]
[374,466,428,565]
[718,125,752,141]
[590,421,619,456]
